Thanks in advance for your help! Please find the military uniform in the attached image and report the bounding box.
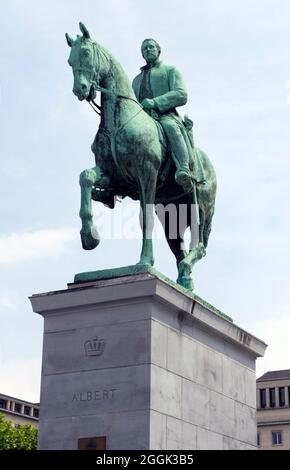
[133,61,205,185]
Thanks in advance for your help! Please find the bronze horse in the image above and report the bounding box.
[66,23,216,290]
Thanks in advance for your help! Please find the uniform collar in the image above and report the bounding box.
[140,60,162,71]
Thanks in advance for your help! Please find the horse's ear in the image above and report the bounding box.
[79,22,90,39]
[65,33,74,47]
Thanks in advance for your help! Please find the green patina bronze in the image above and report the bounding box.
[66,23,217,291]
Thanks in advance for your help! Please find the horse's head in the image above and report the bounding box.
[66,22,100,101]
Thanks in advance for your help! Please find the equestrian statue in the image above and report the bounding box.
[66,22,217,290]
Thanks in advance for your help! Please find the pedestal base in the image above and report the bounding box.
[30,267,266,450]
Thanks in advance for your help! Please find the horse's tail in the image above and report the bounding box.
[203,207,215,248]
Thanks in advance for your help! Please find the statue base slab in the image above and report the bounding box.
[30,269,266,450]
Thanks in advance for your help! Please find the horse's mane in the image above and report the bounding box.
[92,40,134,96]
[93,41,112,68]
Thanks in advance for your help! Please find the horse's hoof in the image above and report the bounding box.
[80,229,100,250]
[197,243,206,258]
[178,259,191,278]
[177,276,194,291]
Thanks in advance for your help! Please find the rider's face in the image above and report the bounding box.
[142,40,160,65]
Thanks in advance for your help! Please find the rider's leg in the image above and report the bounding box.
[159,116,193,193]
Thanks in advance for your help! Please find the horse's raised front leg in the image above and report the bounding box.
[79,167,100,250]
[137,163,157,266]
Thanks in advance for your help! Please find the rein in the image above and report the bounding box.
[86,42,143,116]
[86,83,143,116]
[86,83,144,180]
[94,83,143,108]
[86,85,143,135]
[87,99,101,115]
[85,43,144,179]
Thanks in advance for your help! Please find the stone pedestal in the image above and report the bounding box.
[30,267,266,450]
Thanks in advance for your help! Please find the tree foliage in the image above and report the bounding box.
[0,413,38,450]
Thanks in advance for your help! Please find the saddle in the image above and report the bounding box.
[92,114,205,208]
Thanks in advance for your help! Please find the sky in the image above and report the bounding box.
[0,0,290,402]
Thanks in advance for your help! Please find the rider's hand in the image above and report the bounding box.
[141,98,155,110]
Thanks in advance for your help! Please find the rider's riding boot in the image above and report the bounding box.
[166,129,194,193]
[175,167,194,193]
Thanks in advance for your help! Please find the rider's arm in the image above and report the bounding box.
[153,66,187,113]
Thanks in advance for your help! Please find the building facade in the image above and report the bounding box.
[0,393,39,428]
[257,370,290,450]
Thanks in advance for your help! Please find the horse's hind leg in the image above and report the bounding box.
[178,207,206,290]
[79,167,100,250]
[137,162,157,266]
[155,203,188,279]
[164,232,187,268]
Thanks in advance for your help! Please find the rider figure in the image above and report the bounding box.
[133,38,203,193]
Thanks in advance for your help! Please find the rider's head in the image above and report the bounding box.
[141,39,161,65]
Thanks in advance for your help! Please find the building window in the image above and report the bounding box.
[272,431,283,446]
[14,403,21,413]
[279,387,285,407]
[33,408,39,418]
[0,399,7,409]
[257,432,261,447]
[260,388,267,408]
[24,406,31,416]
[288,386,290,406]
[269,388,276,407]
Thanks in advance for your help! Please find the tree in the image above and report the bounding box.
[0,413,38,450]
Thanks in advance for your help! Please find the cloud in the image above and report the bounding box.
[0,228,76,264]
[0,357,41,403]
